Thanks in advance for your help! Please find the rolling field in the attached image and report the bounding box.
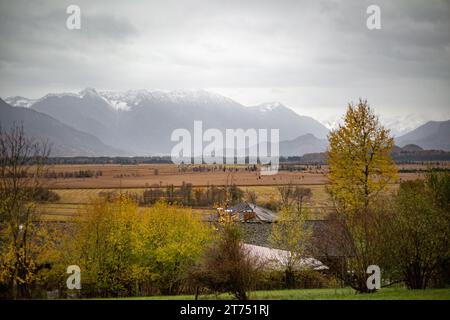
[36,200,214,221]
[41,163,436,189]
[36,162,448,221]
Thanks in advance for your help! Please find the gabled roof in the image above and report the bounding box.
[229,202,277,222]
[250,204,276,222]
[229,202,253,212]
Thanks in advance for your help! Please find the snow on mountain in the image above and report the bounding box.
[382,114,428,137]
[97,89,240,111]
[22,88,331,155]
[79,87,102,98]
[99,90,152,111]
[4,89,319,122]
[160,89,238,105]
[7,88,244,112]
[250,102,285,113]
[37,92,80,102]
[320,113,429,136]
[4,96,37,108]
[27,88,112,109]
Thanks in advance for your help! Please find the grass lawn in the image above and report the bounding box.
[116,287,450,300]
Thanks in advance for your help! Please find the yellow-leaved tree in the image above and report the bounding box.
[57,195,142,297]
[53,196,212,297]
[138,201,213,295]
[325,99,397,292]
[328,100,397,212]
[270,205,312,288]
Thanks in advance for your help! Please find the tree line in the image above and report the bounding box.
[43,170,103,179]
[140,183,244,207]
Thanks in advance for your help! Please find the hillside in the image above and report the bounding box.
[0,99,123,157]
[395,120,450,151]
[279,134,328,156]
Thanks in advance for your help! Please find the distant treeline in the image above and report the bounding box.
[279,164,323,171]
[178,164,258,173]
[45,156,322,165]
[43,170,103,179]
[44,151,450,166]
[393,153,450,163]
[100,183,244,207]
[45,156,173,165]
[281,151,450,165]
[398,167,450,173]
[2,170,103,179]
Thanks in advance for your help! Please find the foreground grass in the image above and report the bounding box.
[114,287,450,300]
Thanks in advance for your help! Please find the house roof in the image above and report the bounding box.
[243,243,328,271]
[229,202,277,222]
[229,202,253,212]
[250,204,276,222]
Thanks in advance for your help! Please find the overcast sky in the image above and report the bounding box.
[0,0,449,131]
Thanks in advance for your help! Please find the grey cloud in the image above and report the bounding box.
[0,0,448,125]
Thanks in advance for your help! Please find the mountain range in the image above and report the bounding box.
[395,119,450,151]
[2,88,449,157]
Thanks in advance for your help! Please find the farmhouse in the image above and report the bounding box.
[217,202,277,223]
[211,202,341,266]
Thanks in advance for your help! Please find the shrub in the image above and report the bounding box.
[31,187,60,202]
[189,224,264,300]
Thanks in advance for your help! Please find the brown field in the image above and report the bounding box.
[41,163,439,189]
[35,162,449,222]
[36,202,214,222]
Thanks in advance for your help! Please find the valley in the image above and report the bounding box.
[36,162,449,222]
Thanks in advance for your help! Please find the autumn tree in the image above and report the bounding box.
[189,224,263,300]
[0,124,51,299]
[277,183,295,208]
[245,189,257,204]
[293,187,311,213]
[326,100,397,292]
[58,195,142,297]
[139,201,213,294]
[380,173,450,289]
[270,205,312,288]
[57,197,212,297]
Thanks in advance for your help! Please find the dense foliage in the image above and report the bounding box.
[50,197,213,297]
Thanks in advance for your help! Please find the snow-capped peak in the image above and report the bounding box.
[79,87,100,98]
[99,89,154,110]
[160,89,238,106]
[38,92,79,101]
[4,96,36,108]
[255,101,285,112]
[9,88,240,111]
[97,89,239,110]
[381,114,428,137]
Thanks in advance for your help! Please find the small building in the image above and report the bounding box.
[217,202,277,223]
